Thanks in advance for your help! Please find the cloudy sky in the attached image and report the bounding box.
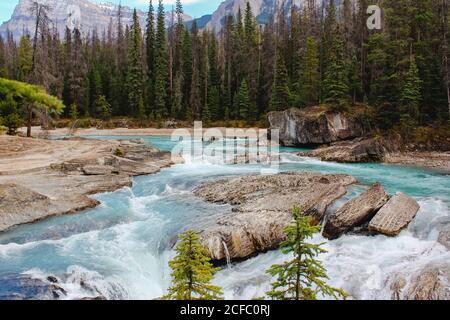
[0,0,223,24]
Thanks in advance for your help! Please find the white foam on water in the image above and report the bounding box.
[1,136,449,300]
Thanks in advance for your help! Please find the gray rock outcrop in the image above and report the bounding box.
[194,172,357,262]
[268,107,364,146]
[368,193,420,236]
[298,137,397,163]
[0,136,180,232]
[390,265,450,300]
[323,183,390,239]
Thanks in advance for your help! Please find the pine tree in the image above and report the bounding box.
[243,2,259,102]
[0,35,6,78]
[126,9,144,118]
[266,207,346,300]
[0,78,64,137]
[321,0,338,98]
[189,20,201,120]
[154,0,169,119]
[71,28,87,115]
[202,103,211,125]
[323,33,350,109]
[236,80,250,120]
[400,56,422,128]
[172,74,183,118]
[208,85,220,121]
[146,0,156,115]
[298,37,320,106]
[16,35,33,82]
[258,18,276,114]
[0,93,22,135]
[270,52,291,111]
[173,0,185,77]
[164,230,223,300]
[181,29,193,119]
[69,103,78,120]
[93,95,112,120]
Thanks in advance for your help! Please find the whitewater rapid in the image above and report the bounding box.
[0,136,449,300]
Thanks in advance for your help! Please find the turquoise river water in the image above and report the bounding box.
[0,135,449,300]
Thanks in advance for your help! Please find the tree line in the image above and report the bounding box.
[0,0,449,130]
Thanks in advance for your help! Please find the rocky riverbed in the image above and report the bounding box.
[194,172,420,263]
[269,107,450,174]
[0,136,182,232]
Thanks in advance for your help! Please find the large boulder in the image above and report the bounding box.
[0,273,67,300]
[298,136,399,163]
[389,265,450,300]
[368,193,420,236]
[194,172,357,262]
[323,183,390,239]
[268,107,364,146]
[0,184,52,231]
[438,224,450,250]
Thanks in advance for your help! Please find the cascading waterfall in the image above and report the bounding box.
[0,135,449,300]
[222,241,232,270]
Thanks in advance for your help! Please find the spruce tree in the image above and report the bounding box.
[298,37,320,107]
[270,52,291,111]
[266,207,346,300]
[202,103,211,125]
[400,56,422,128]
[146,0,156,115]
[0,35,6,77]
[236,80,250,120]
[93,95,112,120]
[69,103,78,120]
[17,35,33,82]
[189,20,201,120]
[323,33,350,109]
[164,230,223,300]
[154,0,169,119]
[0,93,22,135]
[181,29,193,119]
[126,9,144,118]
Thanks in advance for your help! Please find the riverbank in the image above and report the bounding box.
[0,135,181,232]
[384,152,450,175]
[18,126,450,174]
[18,126,267,139]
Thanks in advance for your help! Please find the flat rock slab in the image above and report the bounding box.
[368,192,420,236]
[0,184,51,231]
[298,137,398,163]
[194,172,357,262]
[0,136,179,232]
[82,165,116,176]
[323,183,389,239]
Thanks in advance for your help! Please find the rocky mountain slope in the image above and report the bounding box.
[0,0,192,39]
[1,0,316,39]
[204,0,304,31]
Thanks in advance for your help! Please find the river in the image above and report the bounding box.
[0,135,449,300]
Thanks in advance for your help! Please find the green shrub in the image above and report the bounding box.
[114,148,125,157]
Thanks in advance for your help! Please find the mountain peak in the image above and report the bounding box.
[0,0,193,39]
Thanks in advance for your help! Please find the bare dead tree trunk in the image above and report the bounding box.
[31,4,42,74]
[27,105,32,138]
